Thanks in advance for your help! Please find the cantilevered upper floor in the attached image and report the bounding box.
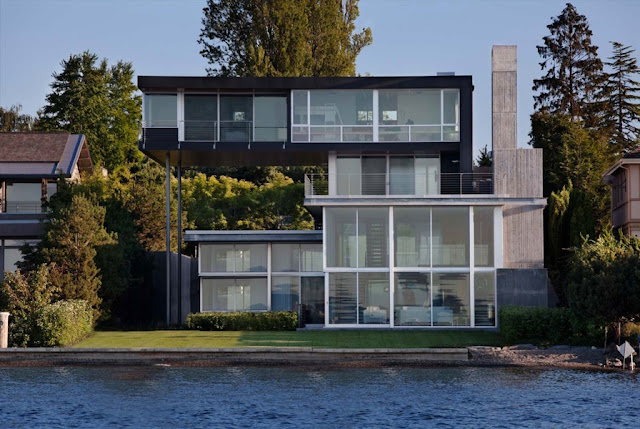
[138,75,473,172]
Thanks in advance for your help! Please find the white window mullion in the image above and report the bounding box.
[389,206,394,328]
[373,89,379,142]
[267,242,272,311]
[469,206,475,328]
[429,208,434,327]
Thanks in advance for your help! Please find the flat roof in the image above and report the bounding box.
[138,75,473,92]
[184,230,322,243]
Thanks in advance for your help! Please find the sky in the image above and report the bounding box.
[1,0,639,155]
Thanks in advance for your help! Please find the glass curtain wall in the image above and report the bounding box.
[254,96,287,141]
[201,278,268,312]
[220,95,253,141]
[5,181,43,213]
[144,94,177,127]
[184,95,217,140]
[335,155,440,196]
[200,244,267,273]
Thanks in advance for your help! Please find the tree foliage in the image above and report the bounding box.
[533,3,605,127]
[37,51,142,170]
[567,230,640,326]
[198,0,372,77]
[20,183,115,321]
[475,145,492,167]
[600,42,640,150]
[0,105,36,131]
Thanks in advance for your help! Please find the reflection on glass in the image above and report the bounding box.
[271,276,300,312]
[474,207,494,267]
[184,95,217,140]
[3,248,23,272]
[336,157,361,196]
[301,276,325,324]
[394,207,430,267]
[443,90,459,124]
[329,273,357,324]
[475,271,495,326]
[325,208,357,267]
[292,90,308,125]
[395,273,431,326]
[200,244,234,272]
[432,207,469,267]
[5,182,42,213]
[301,244,322,272]
[358,208,388,268]
[144,94,177,127]
[358,273,389,324]
[432,273,469,326]
[220,95,252,141]
[201,278,268,311]
[235,244,267,272]
[361,157,386,195]
[271,244,300,272]
[390,157,414,195]
[254,96,287,141]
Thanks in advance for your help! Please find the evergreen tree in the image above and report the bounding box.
[475,145,492,167]
[20,183,115,320]
[37,52,142,170]
[533,3,605,127]
[600,42,640,150]
[198,0,372,77]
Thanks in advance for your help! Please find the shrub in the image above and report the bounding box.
[34,300,94,347]
[500,306,602,345]
[186,311,297,331]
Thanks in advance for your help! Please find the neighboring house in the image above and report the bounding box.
[139,45,548,327]
[604,150,640,238]
[0,132,93,279]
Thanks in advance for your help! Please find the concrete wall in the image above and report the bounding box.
[497,268,552,308]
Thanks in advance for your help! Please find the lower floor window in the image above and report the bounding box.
[201,278,267,311]
[329,272,390,325]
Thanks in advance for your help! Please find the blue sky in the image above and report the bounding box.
[1,0,639,154]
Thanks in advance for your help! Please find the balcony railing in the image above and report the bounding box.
[304,173,495,197]
[3,201,45,213]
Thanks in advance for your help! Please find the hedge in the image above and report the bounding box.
[34,300,94,347]
[499,306,602,346]
[186,311,297,331]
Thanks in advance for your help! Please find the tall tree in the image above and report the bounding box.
[0,105,36,131]
[198,0,372,77]
[475,145,492,167]
[600,42,640,150]
[37,52,142,170]
[533,3,605,128]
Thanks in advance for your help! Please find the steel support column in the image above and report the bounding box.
[177,158,182,324]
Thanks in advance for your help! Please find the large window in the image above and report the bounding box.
[325,207,388,268]
[335,155,440,196]
[394,208,430,267]
[432,273,469,326]
[184,95,217,141]
[201,278,267,311]
[200,244,267,273]
[220,95,253,141]
[432,207,469,267]
[328,272,389,325]
[5,181,43,213]
[378,89,459,142]
[474,271,495,326]
[255,96,287,141]
[271,276,299,312]
[474,207,494,267]
[144,94,177,127]
[395,273,431,326]
[293,90,373,142]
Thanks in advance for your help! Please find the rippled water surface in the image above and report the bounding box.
[0,366,638,427]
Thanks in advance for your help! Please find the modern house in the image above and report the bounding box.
[0,132,93,279]
[139,45,549,328]
[604,150,640,238]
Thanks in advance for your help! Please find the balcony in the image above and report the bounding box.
[304,173,495,197]
[142,120,288,143]
[3,201,45,214]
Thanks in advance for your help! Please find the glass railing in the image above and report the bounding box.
[304,173,495,196]
[378,125,459,142]
[3,201,45,213]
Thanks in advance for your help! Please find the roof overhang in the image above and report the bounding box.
[184,230,322,243]
[603,158,640,179]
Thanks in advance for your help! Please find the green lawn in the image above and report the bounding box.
[75,330,504,349]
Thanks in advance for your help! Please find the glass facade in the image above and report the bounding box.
[201,278,268,312]
[335,155,440,196]
[5,181,43,213]
[200,244,267,273]
[323,206,497,327]
[144,94,177,127]
[291,89,459,142]
[143,88,459,142]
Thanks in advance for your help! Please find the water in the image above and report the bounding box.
[0,366,637,428]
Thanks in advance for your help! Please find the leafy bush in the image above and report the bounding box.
[500,306,602,345]
[186,311,297,331]
[34,300,93,347]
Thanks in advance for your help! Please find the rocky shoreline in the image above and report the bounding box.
[467,344,638,372]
